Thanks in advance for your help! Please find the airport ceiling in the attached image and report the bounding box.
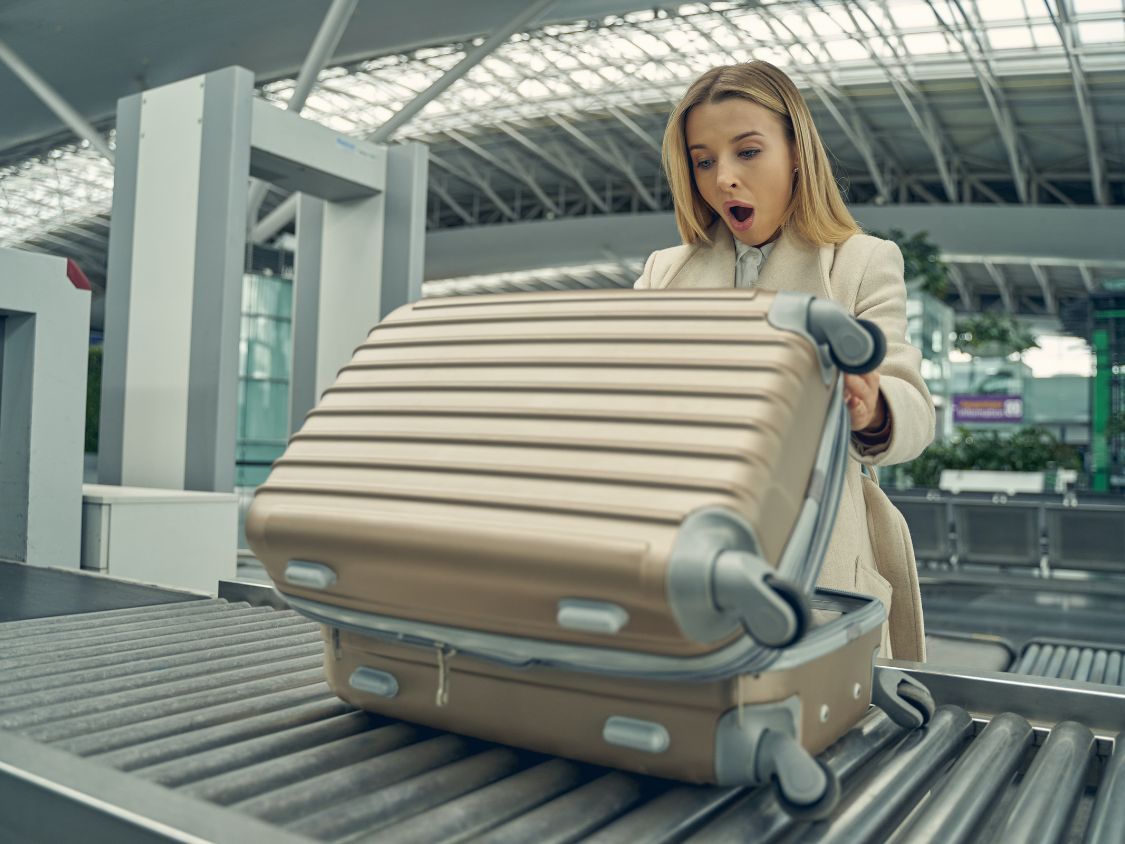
[0,0,666,155]
[2,0,1124,319]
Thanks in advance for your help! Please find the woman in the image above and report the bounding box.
[636,61,935,661]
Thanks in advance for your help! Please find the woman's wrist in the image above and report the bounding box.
[856,394,890,439]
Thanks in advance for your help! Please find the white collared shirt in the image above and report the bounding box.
[734,239,776,289]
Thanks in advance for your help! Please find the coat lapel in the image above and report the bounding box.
[756,229,835,300]
[657,221,736,289]
[662,221,835,300]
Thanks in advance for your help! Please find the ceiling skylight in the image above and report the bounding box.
[1,0,1122,246]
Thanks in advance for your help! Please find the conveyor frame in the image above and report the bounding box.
[0,598,1121,843]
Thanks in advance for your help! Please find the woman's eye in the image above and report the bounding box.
[738,149,761,159]
[694,158,714,170]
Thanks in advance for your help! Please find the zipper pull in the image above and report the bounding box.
[737,673,747,728]
[434,643,458,707]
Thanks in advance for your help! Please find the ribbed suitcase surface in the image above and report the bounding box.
[248,289,832,657]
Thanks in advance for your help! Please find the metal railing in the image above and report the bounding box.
[889,491,1125,579]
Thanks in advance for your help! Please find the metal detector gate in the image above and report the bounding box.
[98,65,426,494]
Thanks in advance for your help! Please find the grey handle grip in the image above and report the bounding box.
[806,299,886,374]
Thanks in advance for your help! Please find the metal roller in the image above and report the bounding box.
[0,599,1121,842]
[994,721,1095,844]
[892,712,1034,843]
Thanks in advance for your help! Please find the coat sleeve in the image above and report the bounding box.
[633,250,658,289]
[849,240,936,466]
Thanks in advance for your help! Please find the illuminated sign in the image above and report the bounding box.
[952,394,1024,423]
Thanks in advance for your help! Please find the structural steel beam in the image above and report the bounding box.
[1078,264,1097,295]
[947,253,1125,270]
[289,0,360,115]
[548,115,658,210]
[440,41,624,214]
[429,178,476,225]
[835,0,960,202]
[423,206,1125,281]
[0,37,114,163]
[370,0,555,143]
[252,0,555,243]
[248,0,360,222]
[926,0,1032,204]
[746,5,898,202]
[429,152,517,220]
[460,43,652,214]
[252,194,299,244]
[984,261,1015,314]
[1029,262,1057,316]
[444,128,560,215]
[1044,0,1110,206]
[606,106,661,153]
[495,124,610,212]
[946,263,974,310]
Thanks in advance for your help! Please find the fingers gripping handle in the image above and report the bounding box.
[806,299,886,374]
[712,550,810,648]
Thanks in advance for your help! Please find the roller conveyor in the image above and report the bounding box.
[1,598,1122,843]
[1014,640,1125,687]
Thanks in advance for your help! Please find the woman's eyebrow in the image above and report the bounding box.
[687,130,765,151]
[730,130,765,143]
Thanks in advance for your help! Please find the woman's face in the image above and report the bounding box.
[685,98,796,247]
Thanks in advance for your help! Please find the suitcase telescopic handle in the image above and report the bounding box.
[712,550,811,648]
[805,300,887,375]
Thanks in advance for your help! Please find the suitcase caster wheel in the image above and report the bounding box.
[713,552,810,649]
[896,679,936,726]
[771,757,840,821]
[755,577,811,648]
[873,668,936,729]
[758,731,840,820]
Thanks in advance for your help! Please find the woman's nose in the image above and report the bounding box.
[715,158,739,190]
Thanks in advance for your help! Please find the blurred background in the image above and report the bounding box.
[1,2,1124,838]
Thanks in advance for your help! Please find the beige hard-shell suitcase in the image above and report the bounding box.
[247,289,934,815]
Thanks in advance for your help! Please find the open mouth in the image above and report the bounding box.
[724,202,755,230]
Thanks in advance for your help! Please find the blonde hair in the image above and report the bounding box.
[662,61,860,247]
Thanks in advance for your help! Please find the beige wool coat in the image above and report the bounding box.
[635,223,935,661]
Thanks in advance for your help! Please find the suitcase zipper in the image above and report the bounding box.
[286,589,884,683]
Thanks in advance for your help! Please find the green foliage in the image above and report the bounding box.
[868,228,949,299]
[953,314,1039,357]
[86,345,102,454]
[903,426,1081,488]
[1109,410,1125,440]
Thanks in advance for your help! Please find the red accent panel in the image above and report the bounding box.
[66,258,93,291]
